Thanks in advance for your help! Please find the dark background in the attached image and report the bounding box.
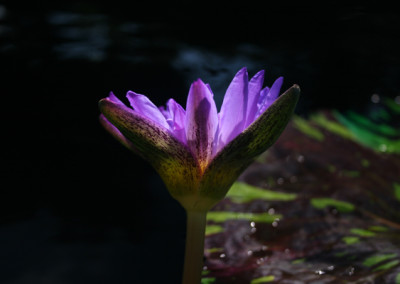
[1,2,400,283]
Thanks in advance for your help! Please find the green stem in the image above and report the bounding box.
[182,210,207,284]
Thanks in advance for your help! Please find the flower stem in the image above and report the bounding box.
[182,210,207,284]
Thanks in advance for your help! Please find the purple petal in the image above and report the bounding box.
[256,77,283,118]
[185,79,218,169]
[108,92,125,105]
[257,86,270,107]
[165,98,186,143]
[217,67,249,152]
[158,105,170,119]
[244,70,265,128]
[126,91,170,130]
[166,99,186,129]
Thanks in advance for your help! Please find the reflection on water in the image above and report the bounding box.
[44,9,295,107]
[47,11,109,61]
[2,4,398,113]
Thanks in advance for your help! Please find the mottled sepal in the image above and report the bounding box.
[99,114,139,155]
[99,98,201,198]
[200,85,300,200]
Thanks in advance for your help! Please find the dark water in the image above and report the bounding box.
[1,2,400,283]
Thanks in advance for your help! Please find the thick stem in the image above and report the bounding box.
[182,210,207,284]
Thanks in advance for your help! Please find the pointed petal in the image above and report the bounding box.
[268,76,284,101]
[200,85,300,201]
[126,91,170,130]
[258,86,270,107]
[166,98,186,143]
[256,77,284,118]
[185,79,218,170]
[217,67,249,151]
[245,70,265,128]
[99,97,200,197]
[158,105,170,120]
[166,98,186,130]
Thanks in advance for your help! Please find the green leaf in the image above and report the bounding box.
[342,236,360,245]
[350,228,376,237]
[207,211,282,223]
[293,116,324,141]
[310,198,355,213]
[394,183,400,202]
[395,272,400,284]
[292,258,306,264]
[205,248,224,253]
[311,112,355,140]
[251,275,275,283]
[201,277,216,284]
[227,182,297,203]
[373,260,399,272]
[363,253,397,267]
[368,226,388,232]
[205,225,224,236]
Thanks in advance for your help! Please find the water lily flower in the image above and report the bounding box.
[99,67,299,284]
[99,67,299,212]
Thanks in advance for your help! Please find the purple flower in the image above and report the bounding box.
[99,67,299,211]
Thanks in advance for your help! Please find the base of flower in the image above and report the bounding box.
[176,195,219,212]
[182,210,207,284]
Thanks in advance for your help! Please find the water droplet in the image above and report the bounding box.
[219,253,226,258]
[250,221,256,228]
[247,250,253,256]
[379,144,387,152]
[261,245,268,251]
[272,221,279,227]
[315,270,325,275]
[203,266,208,271]
[251,227,257,233]
[327,265,335,271]
[346,266,355,276]
[297,155,305,163]
[267,208,275,215]
[371,94,380,103]
[256,258,264,264]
